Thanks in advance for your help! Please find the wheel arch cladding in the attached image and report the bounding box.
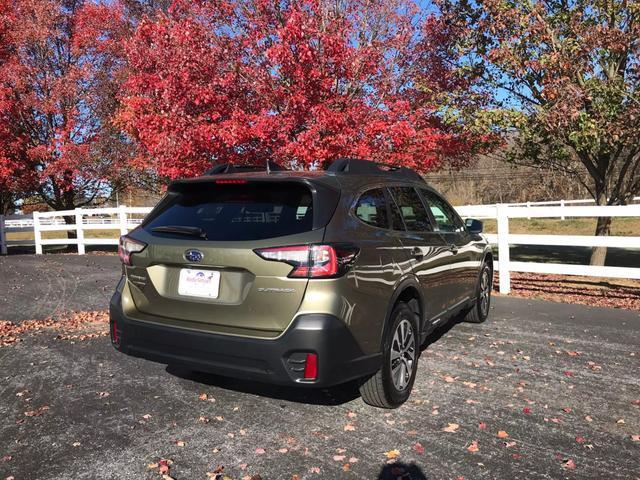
[380,281,424,350]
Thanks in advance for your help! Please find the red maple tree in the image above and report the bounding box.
[0,0,131,214]
[119,0,490,179]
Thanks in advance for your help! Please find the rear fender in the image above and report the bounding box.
[379,276,425,351]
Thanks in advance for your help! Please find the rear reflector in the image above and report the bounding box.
[111,319,120,346]
[254,244,359,278]
[304,353,318,380]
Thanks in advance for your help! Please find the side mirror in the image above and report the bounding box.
[465,218,483,234]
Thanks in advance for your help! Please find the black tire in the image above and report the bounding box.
[464,262,492,323]
[360,302,419,408]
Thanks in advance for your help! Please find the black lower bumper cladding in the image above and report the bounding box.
[109,290,381,388]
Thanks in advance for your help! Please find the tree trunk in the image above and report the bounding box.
[63,215,78,240]
[589,215,611,266]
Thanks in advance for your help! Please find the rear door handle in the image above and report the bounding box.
[410,247,424,259]
[449,244,459,254]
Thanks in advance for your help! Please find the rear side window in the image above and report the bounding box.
[420,189,465,233]
[354,189,389,229]
[388,187,433,232]
[143,183,313,241]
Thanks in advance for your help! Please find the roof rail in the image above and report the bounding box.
[326,158,424,182]
[203,161,287,175]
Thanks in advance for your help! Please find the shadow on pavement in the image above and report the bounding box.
[165,365,362,406]
[377,462,429,479]
[421,315,460,352]
[165,316,460,406]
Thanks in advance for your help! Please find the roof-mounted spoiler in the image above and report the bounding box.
[326,158,425,183]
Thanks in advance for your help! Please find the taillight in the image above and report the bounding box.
[254,244,359,278]
[118,235,147,266]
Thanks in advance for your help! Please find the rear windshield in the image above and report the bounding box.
[143,182,313,241]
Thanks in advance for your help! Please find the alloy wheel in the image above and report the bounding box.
[480,268,491,316]
[390,319,415,391]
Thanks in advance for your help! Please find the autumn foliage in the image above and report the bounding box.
[0,0,135,214]
[118,0,488,179]
[0,0,490,209]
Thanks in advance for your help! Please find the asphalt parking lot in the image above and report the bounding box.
[1,255,639,480]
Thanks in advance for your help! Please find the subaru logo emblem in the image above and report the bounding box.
[184,249,204,263]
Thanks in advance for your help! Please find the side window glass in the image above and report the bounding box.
[388,195,405,231]
[388,187,433,232]
[421,189,465,233]
[354,188,389,229]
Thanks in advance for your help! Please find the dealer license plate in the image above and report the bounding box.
[178,269,220,299]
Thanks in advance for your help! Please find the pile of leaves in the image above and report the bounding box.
[0,310,109,347]
[495,273,640,310]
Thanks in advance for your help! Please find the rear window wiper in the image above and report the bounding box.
[151,225,208,239]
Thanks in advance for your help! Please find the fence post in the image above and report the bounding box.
[496,204,511,294]
[33,211,42,254]
[75,208,85,255]
[0,214,6,255]
[560,199,565,220]
[526,201,531,220]
[118,205,128,236]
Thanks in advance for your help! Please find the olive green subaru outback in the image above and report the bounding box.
[110,159,492,408]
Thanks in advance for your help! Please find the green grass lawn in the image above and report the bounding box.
[7,229,122,242]
[482,217,640,236]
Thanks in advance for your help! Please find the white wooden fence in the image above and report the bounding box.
[0,214,35,255]
[458,196,640,220]
[1,203,639,295]
[0,206,151,256]
[456,204,640,294]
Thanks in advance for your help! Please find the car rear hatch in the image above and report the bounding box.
[123,176,340,338]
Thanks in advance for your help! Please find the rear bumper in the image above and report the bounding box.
[109,288,381,388]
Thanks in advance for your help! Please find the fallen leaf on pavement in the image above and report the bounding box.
[24,405,49,417]
[384,449,400,459]
[412,442,425,454]
[497,431,509,439]
[443,423,460,433]
[562,459,577,470]
[467,441,479,453]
